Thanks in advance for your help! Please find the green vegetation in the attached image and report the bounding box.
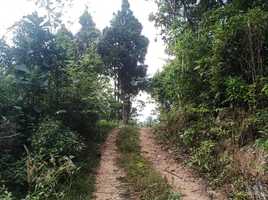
[0,0,145,199]
[2,0,268,198]
[116,126,182,200]
[98,0,149,124]
[148,0,268,198]
[139,116,157,127]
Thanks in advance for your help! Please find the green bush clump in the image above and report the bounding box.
[96,120,118,142]
[31,119,86,158]
[187,140,217,172]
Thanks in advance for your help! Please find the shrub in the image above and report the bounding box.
[187,140,217,173]
[96,120,117,142]
[30,119,85,158]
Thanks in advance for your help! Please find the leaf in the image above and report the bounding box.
[34,105,43,113]
[40,80,48,87]
[16,65,30,74]
[14,106,22,110]
[41,21,51,27]
[55,110,67,115]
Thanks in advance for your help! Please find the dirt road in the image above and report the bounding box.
[94,127,126,200]
[139,127,224,200]
[94,127,225,200]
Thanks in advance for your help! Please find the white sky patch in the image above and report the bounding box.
[0,0,168,122]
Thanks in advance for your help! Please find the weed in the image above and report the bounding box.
[117,176,132,199]
[0,184,12,200]
[119,187,131,199]
[186,140,217,172]
[229,176,248,200]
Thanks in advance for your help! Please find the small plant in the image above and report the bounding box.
[229,176,248,200]
[253,130,268,151]
[168,191,184,200]
[23,145,79,200]
[119,187,131,199]
[0,184,12,200]
[187,140,217,172]
[208,168,228,189]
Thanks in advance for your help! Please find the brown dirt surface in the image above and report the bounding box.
[139,127,226,200]
[94,127,127,200]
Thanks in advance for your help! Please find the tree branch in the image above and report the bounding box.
[218,0,226,6]
[0,133,21,140]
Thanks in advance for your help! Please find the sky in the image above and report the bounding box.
[0,0,168,122]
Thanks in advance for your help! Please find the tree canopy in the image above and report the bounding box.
[0,0,149,198]
[98,0,149,124]
[148,0,268,196]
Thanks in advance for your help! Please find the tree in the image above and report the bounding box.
[76,11,101,57]
[28,0,74,33]
[98,0,149,124]
[0,3,119,199]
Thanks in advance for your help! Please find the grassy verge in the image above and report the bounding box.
[116,126,182,200]
[66,121,118,199]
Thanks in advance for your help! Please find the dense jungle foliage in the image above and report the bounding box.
[0,0,148,199]
[148,0,268,198]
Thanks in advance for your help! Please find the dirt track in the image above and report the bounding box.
[139,127,225,200]
[94,127,126,200]
[94,127,225,200]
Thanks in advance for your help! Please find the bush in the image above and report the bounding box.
[30,119,85,158]
[187,140,217,173]
[95,120,118,142]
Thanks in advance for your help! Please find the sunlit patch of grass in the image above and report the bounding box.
[116,126,182,200]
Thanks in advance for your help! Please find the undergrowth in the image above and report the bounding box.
[116,126,183,200]
[66,121,118,199]
[153,106,268,199]
[0,120,117,200]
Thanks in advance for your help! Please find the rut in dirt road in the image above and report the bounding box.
[94,127,126,200]
[139,127,225,200]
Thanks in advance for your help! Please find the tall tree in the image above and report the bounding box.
[28,0,74,33]
[76,11,101,57]
[98,0,149,124]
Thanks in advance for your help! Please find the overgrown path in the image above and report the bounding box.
[94,127,126,200]
[139,127,224,200]
[94,127,225,199]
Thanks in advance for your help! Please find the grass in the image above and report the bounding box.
[65,142,100,200]
[65,121,118,200]
[116,126,182,200]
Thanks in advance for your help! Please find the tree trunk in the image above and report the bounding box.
[122,91,126,124]
[114,77,117,123]
[117,78,120,123]
[126,98,131,124]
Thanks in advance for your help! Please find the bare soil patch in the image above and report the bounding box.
[139,127,226,200]
[94,127,126,200]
